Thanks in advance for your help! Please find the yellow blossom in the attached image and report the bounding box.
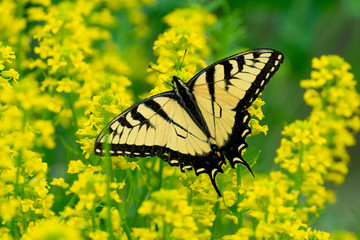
[22,218,83,240]
[67,160,86,174]
[89,230,108,240]
[50,177,69,189]
[0,198,19,223]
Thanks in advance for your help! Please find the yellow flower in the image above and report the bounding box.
[0,43,16,64]
[56,77,80,93]
[89,230,108,240]
[0,197,19,223]
[21,199,35,212]
[223,227,254,240]
[249,119,268,136]
[273,55,359,229]
[50,177,69,189]
[1,69,19,82]
[0,2,26,45]
[0,43,18,87]
[138,189,202,237]
[148,7,216,89]
[132,228,158,240]
[22,218,83,240]
[67,160,86,174]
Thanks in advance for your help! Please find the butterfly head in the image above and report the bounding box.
[172,76,189,95]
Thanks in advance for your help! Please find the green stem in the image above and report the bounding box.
[58,194,78,223]
[162,218,167,240]
[11,219,19,240]
[68,92,79,129]
[103,110,113,240]
[119,202,132,240]
[294,143,304,191]
[15,0,25,74]
[236,165,243,229]
[126,169,139,207]
[210,197,220,240]
[157,159,164,190]
[91,203,96,232]
[105,155,114,240]
[22,211,27,232]
[129,185,148,227]
[59,135,82,156]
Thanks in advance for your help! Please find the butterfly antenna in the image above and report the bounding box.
[176,49,187,76]
[148,65,173,88]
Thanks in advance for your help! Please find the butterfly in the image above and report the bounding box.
[94,49,284,196]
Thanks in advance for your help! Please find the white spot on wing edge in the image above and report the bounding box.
[182,165,192,170]
[241,129,250,137]
[233,157,243,164]
[243,114,249,123]
[95,149,101,153]
[238,144,246,151]
[170,160,178,165]
[211,168,218,179]
[196,168,206,174]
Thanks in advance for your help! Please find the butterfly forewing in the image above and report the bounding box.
[95,49,284,197]
[94,93,211,159]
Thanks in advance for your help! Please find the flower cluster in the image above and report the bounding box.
[135,189,212,239]
[228,55,359,239]
[0,0,151,239]
[0,42,60,239]
[0,43,18,87]
[146,7,216,95]
[276,55,359,212]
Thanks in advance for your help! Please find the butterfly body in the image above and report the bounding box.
[95,49,284,196]
[172,76,211,137]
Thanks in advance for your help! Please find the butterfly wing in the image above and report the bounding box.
[95,48,284,196]
[187,48,284,173]
[94,92,220,172]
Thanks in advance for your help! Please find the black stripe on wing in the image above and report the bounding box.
[187,49,284,112]
[94,92,176,157]
[234,50,284,110]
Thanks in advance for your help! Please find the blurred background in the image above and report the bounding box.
[116,0,360,235]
